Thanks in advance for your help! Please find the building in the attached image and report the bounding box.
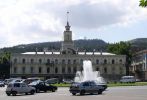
[10,21,126,81]
[131,50,147,81]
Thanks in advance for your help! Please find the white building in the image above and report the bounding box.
[10,21,126,81]
[131,50,147,81]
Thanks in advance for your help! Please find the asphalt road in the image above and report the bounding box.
[0,86,147,100]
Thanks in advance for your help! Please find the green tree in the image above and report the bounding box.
[140,0,147,7]
[107,42,132,75]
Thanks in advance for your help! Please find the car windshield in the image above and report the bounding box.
[29,80,42,85]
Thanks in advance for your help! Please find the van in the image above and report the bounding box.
[120,76,136,83]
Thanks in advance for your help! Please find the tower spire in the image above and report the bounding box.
[65,11,70,31]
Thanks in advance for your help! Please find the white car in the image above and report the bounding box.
[120,76,136,83]
[6,82,36,96]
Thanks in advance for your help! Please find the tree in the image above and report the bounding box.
[107,42,132,75]
[140,0,147,7]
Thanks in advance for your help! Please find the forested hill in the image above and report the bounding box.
[129,38,147,52]
[0,39,108,53]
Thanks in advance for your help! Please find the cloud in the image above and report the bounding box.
[0,0,147,48]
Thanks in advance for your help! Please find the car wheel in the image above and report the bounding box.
[80,90,85,95]
[98,89,102,94]
[30,90,35,95]
[36,89,40,93]
[12,91,17,96]
[6,93,11,96]
[52,89,55,92]
[25,93,28,95]
[72,93,76,95]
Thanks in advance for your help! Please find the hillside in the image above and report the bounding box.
[0,39,107,53]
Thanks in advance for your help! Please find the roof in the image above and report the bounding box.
[21,52,116,55]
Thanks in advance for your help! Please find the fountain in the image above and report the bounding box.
[74,60,106,84]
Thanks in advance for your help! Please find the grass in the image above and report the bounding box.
[52,82,147,87]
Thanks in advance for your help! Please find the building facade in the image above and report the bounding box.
[10,21,126,81]
[131,50,147,81]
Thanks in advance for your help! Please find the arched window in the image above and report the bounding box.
[62,67,65,73]
[73,59,76,64]
[39,59,42,64]
[104,59,107,64]
[30,67,33,73]
[62,59,65,64]
[119,59,122,64]
[55,59,58,64]
[68,67,71,73]
[104,67,107,73]
[96,59,99,64]
[73,67,77,73]
[112,59,115,64]
[68,59,71,64]
[80,59,83,64]
[22,59,25,64]
[96,67,99,71]
[31,59,34,64]
[55,67,58,73]
[22,67,25,74]
[39,67,42,73]
[47,67,50,73]
[47,59,50,63]
[112,67,115,74]
[14,67,17,73]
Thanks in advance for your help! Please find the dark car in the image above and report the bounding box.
[69,81,105,95]
[0,81,5,87]
[28,80,57,93]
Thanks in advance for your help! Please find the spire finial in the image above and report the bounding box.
[65,11,70,31]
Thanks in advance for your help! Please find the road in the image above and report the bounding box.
[0,86,147,100]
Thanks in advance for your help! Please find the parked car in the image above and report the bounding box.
[69,81,105,95]
[45,78,59,84]
[120,76,136,83]
[63,79,73,84]
[28,80,57,93]
[5,82,36,96]
[0,81,5,87]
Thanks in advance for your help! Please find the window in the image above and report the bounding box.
[96,67,99,71]
[55,59,58,64]
[83,82,89,86]
[73,59,76,64]
[68,67,71,73]
[62,59,65,64]
[14,58,17,63]
[96,59,99,64]
[68,59,71,64]
[14,83,20,87]
[31,59,34,64]
[80,59,83,64]
[55,67,58,73]
[112,67,115,74]
[22,59,25,64]
[119,59,122,64]
[47,67,50,73]
[104,59,107,64]
[47,59,50,63]
[120,67,123,74]
[80,66,83,71]
[14,67,17,73]
[39,59,42,64]
[62,67,65,73]
[112,59,115,64]
[104,67,107,73]
[30,67,33,73]
[73,67,77,73]
[39,67,42,73]
[22,67,25,74]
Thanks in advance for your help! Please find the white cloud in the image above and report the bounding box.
[0,0,147,48]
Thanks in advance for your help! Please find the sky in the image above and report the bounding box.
[0,0,147,48]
